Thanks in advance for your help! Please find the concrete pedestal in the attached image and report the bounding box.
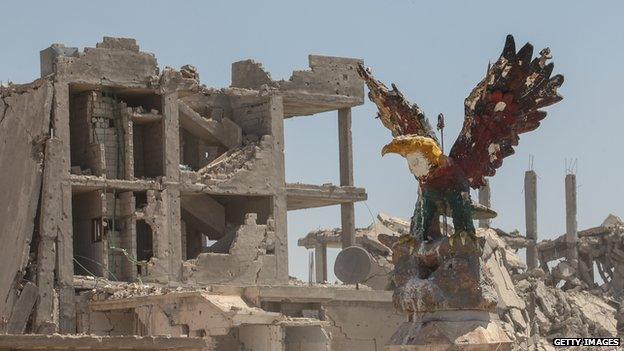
[386,231,514,351]
[385,311,511,351]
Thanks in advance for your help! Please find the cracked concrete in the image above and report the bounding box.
[0,78,53,334]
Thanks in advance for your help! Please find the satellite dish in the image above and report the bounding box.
[334,246,373,284]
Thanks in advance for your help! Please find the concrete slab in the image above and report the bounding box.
[70,174,161,193]
[0,79,52,324]
[286,183,367,210]
[6,283,38,334]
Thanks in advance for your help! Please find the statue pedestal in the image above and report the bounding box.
[385,311,511,351]
[385,233,512,350]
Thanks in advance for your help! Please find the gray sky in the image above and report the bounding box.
[2,0,622,281]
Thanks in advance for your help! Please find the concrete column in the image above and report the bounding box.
[267,96,289,283]
[338,108,356,248]
[118,191,137,281]
[524,171,538,270]
[308,252,314,284]
[162,92,180,181]
[121,106,134,179]
[35,139,63,334]
[57,182,75,333]
[478,179,491,228]
[53,82,75,333]
[162,92,182,280]
[315,243,328,283]
[100,191,111,279]
[565,174,579,264]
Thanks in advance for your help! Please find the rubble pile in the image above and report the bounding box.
[300,212,624,347]
[518,278,616,339]
[469,224,622,348]
[73,275,203,300]
[485,246,618,349]
[355,213,624,349]
[495,218,624,349]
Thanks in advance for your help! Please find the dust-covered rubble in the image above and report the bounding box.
[304,213,624,349]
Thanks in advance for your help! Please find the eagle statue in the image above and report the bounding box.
[358,35,564,245]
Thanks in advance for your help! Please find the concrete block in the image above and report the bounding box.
[6,282,38,334]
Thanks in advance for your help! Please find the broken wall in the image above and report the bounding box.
[115,191,137,281]
[231,55,364,117]
[43,38,158,87]
[84,309,135,336]
[182,214,277,285]
[0,80,53,329]
[137,189,181,283]
[179,93,288,284]
[230,95,287,282]
[324,301,403,351]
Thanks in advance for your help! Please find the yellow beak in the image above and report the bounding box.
[381,143,399,156]
[381,138,416,157]
[379,135,443,165]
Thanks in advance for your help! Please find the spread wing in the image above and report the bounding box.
[449,35,564,188]
[357,64,439,143]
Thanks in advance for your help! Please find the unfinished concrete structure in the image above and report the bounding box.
[0,37,402,350]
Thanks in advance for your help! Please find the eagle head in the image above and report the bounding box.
[382,135,443,178]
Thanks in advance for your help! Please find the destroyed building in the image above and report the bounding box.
[1,37,622,351]
[0,37,403,350]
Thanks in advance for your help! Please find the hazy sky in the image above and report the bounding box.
[2,1,622,281]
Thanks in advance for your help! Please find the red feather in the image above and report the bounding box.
[449,35,564,188]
